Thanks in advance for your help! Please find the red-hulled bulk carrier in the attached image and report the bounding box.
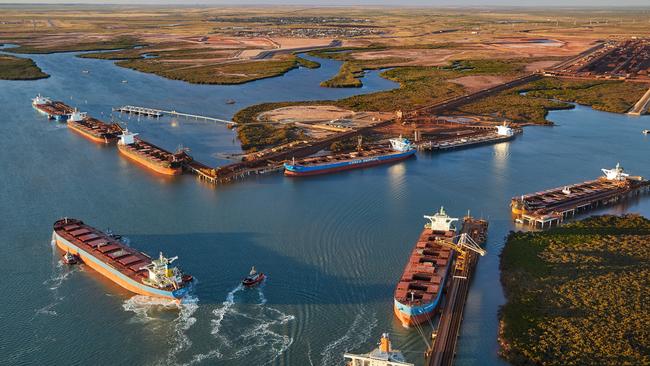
[67,110,122,144]
[52,218,192,300]
[32,94,74,121]
[394,207,457,328]
[117,129,189,176]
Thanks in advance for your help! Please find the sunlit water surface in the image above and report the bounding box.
[1,49,649,366]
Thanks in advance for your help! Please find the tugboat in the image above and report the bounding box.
[62,251,80,265]
[242,266,265,287]
[643,129,649,135]
[226,99,236,105]
[343,333,413,366]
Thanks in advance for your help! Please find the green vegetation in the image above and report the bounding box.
[500,215,650,366]
[320,58,409,88]
[0,55,49,80]
[233,101,319,151]
[79,48,145,60]
[80,45,240,61]
[524,78,648,114]
[116,57,298,85]
[237,124,306,152]
[7,36,141,54]
[233,58,535,151]
[82,50,316,85]
[295,55,320,69]
[321,61,364,88]
[337,59,526,111]
[458,78,647,123]
[310,48,407,88]
[336,66,465,110]
[458,89,571,124]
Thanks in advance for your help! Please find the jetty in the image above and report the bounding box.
[511,164,650,228]
[113,105,236,125]
[628,86,650,116]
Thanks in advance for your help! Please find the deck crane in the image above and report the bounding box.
[435,232,486,279]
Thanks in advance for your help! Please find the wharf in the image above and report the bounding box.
[186,118,395,184]
[628,86,650,116]
[426,216,488,366]
[512,165,650,228]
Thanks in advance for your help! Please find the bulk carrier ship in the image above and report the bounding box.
[283,137,416,177]
[67,109,122,144]
[117,129,188,176]
[32,94,73,121]
[52,218,192,300]
[394,207,457,328]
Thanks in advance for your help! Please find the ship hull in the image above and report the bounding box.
[118,144,182,176]
[53,232,187,299]
[33,104,50,116]
[393,270,448,328]
[67,121,116,144]
[284,149,415,177]
[34,104,68,121]
[393,302,439,328]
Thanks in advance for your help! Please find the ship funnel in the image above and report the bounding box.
[379,333,391,353]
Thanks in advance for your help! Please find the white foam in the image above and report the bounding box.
[307,341,316,366]
[207,283,295,364]
[122,295,182,323]
[210,284,243,338]
[35,302,59,316]
[167,295,200,363]
[36,255,81,317]
[43,264,77,290]
[320,309,378,366]
[257,286,268,305]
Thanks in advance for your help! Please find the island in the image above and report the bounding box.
[0,54,48,80]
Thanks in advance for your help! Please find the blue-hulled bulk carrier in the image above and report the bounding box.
[283,137,416,177]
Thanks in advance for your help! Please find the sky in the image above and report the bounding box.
[1,0,650,6]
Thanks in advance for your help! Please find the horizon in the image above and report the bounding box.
[2,1,650,8]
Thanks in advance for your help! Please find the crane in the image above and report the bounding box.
[435,232,486,278]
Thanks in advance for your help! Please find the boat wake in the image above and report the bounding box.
[122,295,207,366]
[122,295,184,323]
[126,283,292,366]
[37,244,81,317]
[207,283,295,364]
[43,260,80,291]
[319,308,377,366]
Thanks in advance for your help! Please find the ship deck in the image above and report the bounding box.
[291,147,400,167]
[54,219,153,285]
[36,101,74,116]
[394,229,453,306]
[71,117,121,137]
[512,176,650,227]
[121,138,180,164]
